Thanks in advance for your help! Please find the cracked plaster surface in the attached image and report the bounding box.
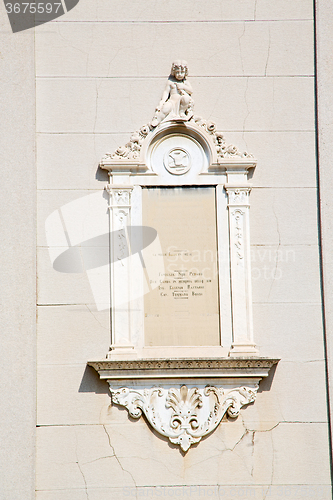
[35,410,332,497]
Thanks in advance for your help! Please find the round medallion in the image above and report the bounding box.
[163,148,191,175]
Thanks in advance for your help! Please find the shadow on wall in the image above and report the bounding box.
[258,363,277,393]
[96,166,109,182]
[79,365,110,394]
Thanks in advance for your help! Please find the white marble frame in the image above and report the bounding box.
[100,120,258,359]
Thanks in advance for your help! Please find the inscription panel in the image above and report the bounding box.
[143,187,220,346]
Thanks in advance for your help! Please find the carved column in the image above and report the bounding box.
[105,182,136,358]
[225,184,258,356]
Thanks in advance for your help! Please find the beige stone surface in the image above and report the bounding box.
[36,419,331,494]
[251,245,321,304]
[250,188,319,245]
[36,491,88,500]
[37,305,109,363]
[36,424,133,491]
[36,76,314,134]
[243,361,328,424]
[255,0,313,20]
[271,423,331,485]
[240,21,313,77]
[37,133,121,190]
[49,0,314,23]
[0,12,36,500]
[38,189,95,246]
[36,21,313,78]
[32,0,332,496]
[232,131,317,188]
[266,21,313,75]
[51,0,257,22]
[253,303,325,361]
[36,77,162,133]
[224,76,314,132]
[37,364,110,425]
[37,247,95,305]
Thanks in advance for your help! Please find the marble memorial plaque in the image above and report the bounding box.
[143,187,220,346]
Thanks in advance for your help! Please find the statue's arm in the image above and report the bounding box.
[155,84,171,112]
[180,81,193,95]
[159,82,171,105]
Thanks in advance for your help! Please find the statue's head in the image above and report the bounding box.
[171,60,188,81]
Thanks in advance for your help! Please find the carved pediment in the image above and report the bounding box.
[101,60,253,168]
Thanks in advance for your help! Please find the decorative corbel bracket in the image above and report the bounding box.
[89,358,279,452]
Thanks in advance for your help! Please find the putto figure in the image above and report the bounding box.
[151,60,194,127]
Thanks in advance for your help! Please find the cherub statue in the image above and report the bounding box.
[151,60,194,127]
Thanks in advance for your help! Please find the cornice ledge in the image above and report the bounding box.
[88,357,279,380]
[99,155,148,173]
[208,158,257,172]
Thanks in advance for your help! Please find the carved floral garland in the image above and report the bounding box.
[110,384,257,452]
[101,115,252,164]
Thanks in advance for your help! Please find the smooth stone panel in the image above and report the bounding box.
[36,77,163,133]
[253,303,325,361]
[243,361,328,425]
[36,491,88,500]
[37,133,123,190]
[37,247,96,305]
[37,305,109,364]
[36,22,252,78]
[231,131,317,188]
[37,364,110,425]
[250,187,319,246]
[231,76,314,132]
[37,189,103,247]
[239,21,313,77]
[270,361,328,422]
[52,0,257,22]
[257,486,331,500]
[271,423,331,485]
[255,0,313,21]
[265,21,314,76]
[37,189,100,247]
[36,21,313,78]
[51,0,314,22]
[0,14,36,500]
[251,245,321,304]
[36,77,315,134]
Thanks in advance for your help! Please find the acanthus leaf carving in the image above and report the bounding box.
[110,384,258,452]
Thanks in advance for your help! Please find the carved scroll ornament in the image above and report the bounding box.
[110,384,258,452]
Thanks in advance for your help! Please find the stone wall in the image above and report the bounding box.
[2,0,332,499]
[0,8,36,500]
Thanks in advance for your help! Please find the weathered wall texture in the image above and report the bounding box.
[35,1,331,499]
